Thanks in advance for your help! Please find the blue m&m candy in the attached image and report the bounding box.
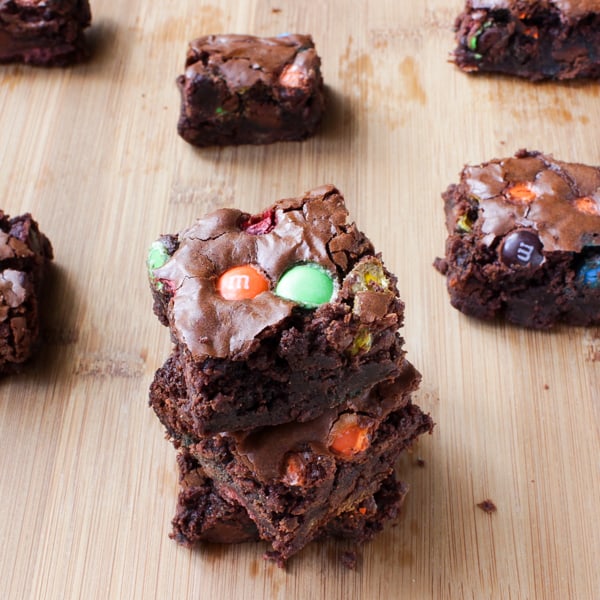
[275,263,335,308]
[576,255,600,288]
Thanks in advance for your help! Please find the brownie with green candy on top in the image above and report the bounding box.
[434,149,600,328]
[147,185,411,436]
[0,211,53,375]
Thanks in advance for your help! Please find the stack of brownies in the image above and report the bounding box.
[147,185,433,566]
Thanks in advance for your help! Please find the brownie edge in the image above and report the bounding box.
[0,211,53,374]
[435,150,600,328]
[176,33,325,147]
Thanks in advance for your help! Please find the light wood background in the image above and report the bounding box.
[1,1,599,598]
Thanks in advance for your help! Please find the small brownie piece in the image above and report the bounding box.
[434,150,600,328]
[453,0,600,80]
[0,211,53,374]
[148,185,409,435]
[176,33,324,147]
[171,448,408,550]
[0,0,91,67]
[188,365,432,564]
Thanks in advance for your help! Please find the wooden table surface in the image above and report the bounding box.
[1,1,599,598]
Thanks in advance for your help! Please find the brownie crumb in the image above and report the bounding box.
[341,550,358,570]
[477,499,497,514]
[543,384,550,390]
[416,457,426,468]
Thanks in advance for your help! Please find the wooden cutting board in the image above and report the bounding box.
[1,0,599,598]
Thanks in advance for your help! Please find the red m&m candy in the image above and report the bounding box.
[217,265,269,300]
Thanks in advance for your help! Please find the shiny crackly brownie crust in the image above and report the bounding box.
[0,211,53,374]
[148,185,411,435]
[453,0,600,80]
[434,149,600,328]
[0,0,91,66]
[176,33,324,147]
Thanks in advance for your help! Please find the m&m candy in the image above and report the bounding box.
[576,255,600,288]
[274,263,335,308]
[147,240,172,290]
[217,265,270,300]
[499,229,544,268]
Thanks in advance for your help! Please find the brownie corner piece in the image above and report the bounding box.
[0,211,53,375]
[452,0,600,80]
[436,150,600,328]
[176,33,325,147]
[0,0,92,67]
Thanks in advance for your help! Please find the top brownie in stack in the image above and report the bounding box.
[176,33,325,147]
[453,0,600,80]
[0,211,53,374]
[148,185,409,435]
[435,149,600,328]
[0,0,92,66]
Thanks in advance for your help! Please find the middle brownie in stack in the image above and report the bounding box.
[147,185,433,565]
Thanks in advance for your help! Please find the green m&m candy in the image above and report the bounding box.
[147,240,172,289]
[275,263,335,308]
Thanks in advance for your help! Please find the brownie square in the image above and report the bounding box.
[187,366,432,563]
[171,448,409,552]
[452,1,600,81]
[163,361,432,564]
[0,0,91,66]
[176,33,324,147]
[0,211,53,374]
[434,149,600,328]
[148,185,409,435]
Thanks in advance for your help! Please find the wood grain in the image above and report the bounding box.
[1,0,599,598]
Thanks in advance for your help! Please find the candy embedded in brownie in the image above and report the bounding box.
[171,449,409,550]
[176,33,325,147]
[148,185,410,435]
[0,0,92,67]
[434,149,600,328]
[187,365,432,564]
[452,0,600,80]
[166,363,432,564]
[0,211,53,374]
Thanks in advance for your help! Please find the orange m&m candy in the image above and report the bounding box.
[217,265,269,300]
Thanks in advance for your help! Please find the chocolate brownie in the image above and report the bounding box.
[0,211,53,374]
[434,150,600,328]
[176,34,324,147]
[163,361,431,564]
[148,185,409,435]
[0,0,91,67]
[453,0,600,80]
[187,366,432,564]
[171,448,408,551]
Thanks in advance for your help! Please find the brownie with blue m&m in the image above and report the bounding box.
[434,150,600,328]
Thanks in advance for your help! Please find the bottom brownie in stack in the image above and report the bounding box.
[171,448,409,549]
[150,352,433,565]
